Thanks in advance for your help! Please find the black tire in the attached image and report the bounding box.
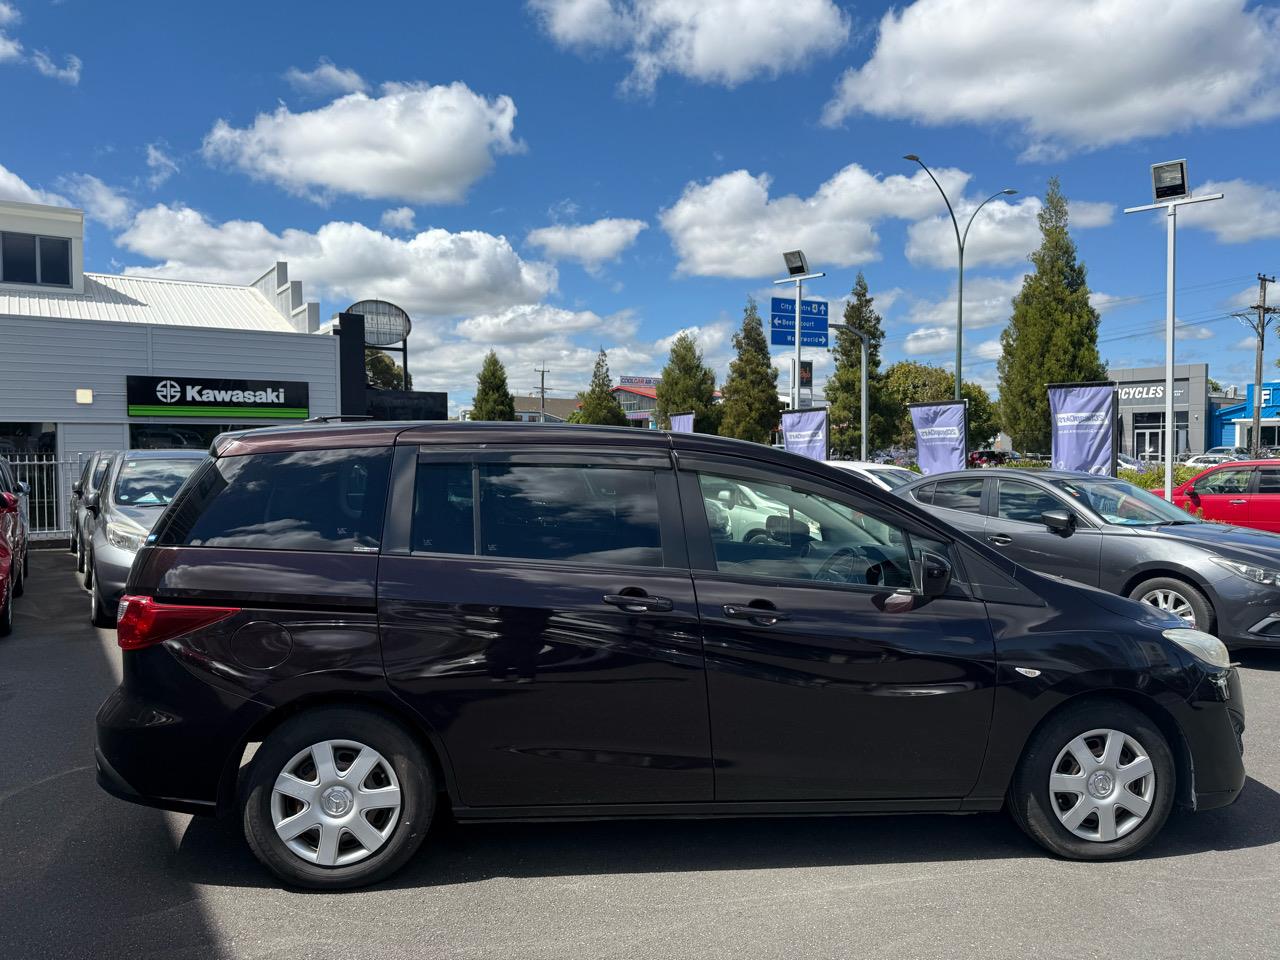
[1128,576,1213,633]
[0,575,12,637]
[242,708,435,889]
[1008,699,1175,861]
[12,555,23,598]
[76,535,86,573]
[90,575,114,628]
[83,550,93,590]
[68,529,77,554]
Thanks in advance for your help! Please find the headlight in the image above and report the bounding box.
[105,520,146,552]
[1209,556,1280,585]
[1163,627,1231,669]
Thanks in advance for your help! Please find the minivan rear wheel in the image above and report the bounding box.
[1129,577,1212,632]
[1008,700,1174,860]
[242,708,434,889]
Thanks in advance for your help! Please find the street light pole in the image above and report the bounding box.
[905,155,1015,401]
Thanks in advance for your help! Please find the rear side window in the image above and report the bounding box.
[478,464,662,566]
[91,457,111,490]
[413,462,474,555]
[157,448,392,552]
[911,482,936,505]
[1258,468,1280,493]
[932,478,984,513]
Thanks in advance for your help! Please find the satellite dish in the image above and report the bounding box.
[346,299,411,347]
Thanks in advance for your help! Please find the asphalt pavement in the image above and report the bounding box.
[2,551,1279,960]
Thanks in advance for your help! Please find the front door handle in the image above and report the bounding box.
[987,534,1013,546]
[723,603,790,625]
[602,593,673,613]
[1229,499,1248,505]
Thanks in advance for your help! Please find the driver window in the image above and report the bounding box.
[996,479,1065,524]
[1197,468,1252,494]
[696,472,914,589]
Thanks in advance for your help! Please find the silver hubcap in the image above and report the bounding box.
[1139,588,1195,627]
[1049,728,1156,842]
[270,739,402,867]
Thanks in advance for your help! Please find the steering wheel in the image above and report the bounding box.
[865,558,908,588]
[815,546,862,583]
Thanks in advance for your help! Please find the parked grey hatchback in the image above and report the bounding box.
[898,467,1280,649]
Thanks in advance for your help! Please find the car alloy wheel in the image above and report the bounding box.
[270,739,402,867]
[1139,587,1195,627]
[1048,728,1156,843]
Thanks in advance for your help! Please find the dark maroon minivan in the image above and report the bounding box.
[96,421,1245,888]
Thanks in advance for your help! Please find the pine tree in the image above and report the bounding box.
[718,298,780,444]
[470,350,516,421]
[881,360,1001,450]
[365,351,412,390]
[824,272,897,458]
[998,177,1107,452]
[655,331,719,433]
[570,348,629,426]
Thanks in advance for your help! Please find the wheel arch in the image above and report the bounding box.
[1120,567,1217,631]
[217,691,457,817]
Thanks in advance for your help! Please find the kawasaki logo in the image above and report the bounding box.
[183,385,285,404]
[155,380,181,403]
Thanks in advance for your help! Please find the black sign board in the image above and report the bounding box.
[799,360,813,388]
[365,389,447,422]
[126,375,309,419]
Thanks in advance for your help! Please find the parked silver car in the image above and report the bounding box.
[71,452,113,571]
[84,449,204,626]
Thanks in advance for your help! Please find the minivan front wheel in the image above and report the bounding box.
[242,708,434,889]
[1009,700,1174,860]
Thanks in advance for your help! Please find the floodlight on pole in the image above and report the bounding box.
[1124,159,1223,501]
[773,251,824,413]
[905,155,1016,400]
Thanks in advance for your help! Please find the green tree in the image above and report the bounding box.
[365,350,412,390]
[570,348,629,426]
[470,350,515,421]
[655,331,719,433]
[719,298,780,444]
[997,176,1107,451]
[1208,377,1223,393]
[824,273,897,458]
[881,360,1001,450]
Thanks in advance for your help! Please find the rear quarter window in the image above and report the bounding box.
[155,448,392,552]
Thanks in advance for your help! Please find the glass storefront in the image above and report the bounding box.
[1132,412,1189,458]
[0,421,57,455]
[128,423,261,450]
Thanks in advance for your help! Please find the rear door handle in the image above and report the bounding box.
[723,603,790,625]
[602,593,673,613]
[987,534,1013,546]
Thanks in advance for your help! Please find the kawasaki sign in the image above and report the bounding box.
[126,375,309,419]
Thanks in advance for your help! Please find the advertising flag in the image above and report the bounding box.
[910,401,968,475]
[781,408,828,460]
[1049,382,1117,475]
[668,412,695,433]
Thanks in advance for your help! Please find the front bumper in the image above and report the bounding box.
[1182,667,1246,811]
[91,539,138,609]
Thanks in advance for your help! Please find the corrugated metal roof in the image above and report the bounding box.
[0,273,295,332]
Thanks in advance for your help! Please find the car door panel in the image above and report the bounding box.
[985,478,1103,586]
[1250,467,1280,532]
[1184,466,1254,525]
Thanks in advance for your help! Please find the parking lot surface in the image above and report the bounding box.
[2,552,1279,960]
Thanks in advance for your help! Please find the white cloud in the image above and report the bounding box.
[1234,336,1259,351]
[906,196,1113,268]
[0,1,20,63]
[660,163,970,278]
[903,326,955,356]
[456,303,608,344]
[59,174,132,227]
[31,49,79,84]
[974,338,1003,360]
[1090,291,1125,314]
[202,81,522,204]
[1177,179,1280,244]
[284,58,367,96]
[0,2,19,26]
[0,161,66,205]
[906,275,1022,330]
[1175,325,1215,341]
[530,0,849,93]
[117,204,557,317]
[145,143,179,188]
[823,0,1280,156]
[526,217,647,270]
[380,206,416,232]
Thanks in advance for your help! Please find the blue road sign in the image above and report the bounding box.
[770,297,829,347]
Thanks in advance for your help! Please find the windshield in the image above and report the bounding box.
[114,458,200,507]
[1051,477,1197,526]
[874,468,918,490]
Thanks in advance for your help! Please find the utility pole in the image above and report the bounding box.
[534,365,549,423]
[1237,275,1278,456]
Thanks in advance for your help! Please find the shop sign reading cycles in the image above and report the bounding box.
[126,375,310,418]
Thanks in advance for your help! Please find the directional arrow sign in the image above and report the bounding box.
[770,297,829,347]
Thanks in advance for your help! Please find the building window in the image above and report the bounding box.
[1,232,72,287]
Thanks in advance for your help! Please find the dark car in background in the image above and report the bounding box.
[0,456,31,635]
[901,467,1280,648]
[83,449,204,626]
[71,451,113,571]
[94,422,1246,889]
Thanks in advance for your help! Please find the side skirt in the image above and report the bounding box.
[452,797,1005,823]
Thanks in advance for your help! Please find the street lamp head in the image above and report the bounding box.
[903,154,920,162]
[1002,188,1018,195]
[782,250,809,276]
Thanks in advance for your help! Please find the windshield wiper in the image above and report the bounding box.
[1156,519,1198,525]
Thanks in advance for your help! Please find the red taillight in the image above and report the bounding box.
[116,595,240,651]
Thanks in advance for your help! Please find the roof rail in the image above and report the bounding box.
[302,415,374,423]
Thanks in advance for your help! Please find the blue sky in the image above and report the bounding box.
[2,0,1278,411]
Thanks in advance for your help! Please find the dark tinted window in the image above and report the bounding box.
[158,448,392,552]
[413,461,474,555]
[478,464,661,566]
[112,457,200,506]
[1258,468,1280,493]
[2,232,37,284]
[932,478,984,513]
[38,236,71,286]
[90,457,112,490]
[996,479,1063,523]
[911,482,935,505]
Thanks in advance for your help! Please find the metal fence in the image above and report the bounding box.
[8,454,80,541]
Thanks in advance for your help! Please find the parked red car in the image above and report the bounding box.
[0,464,28,636]
[1156,459,1280,533]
